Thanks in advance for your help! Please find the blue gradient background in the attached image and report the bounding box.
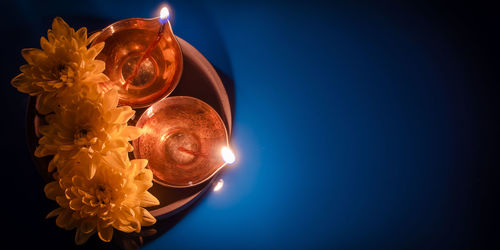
[0,0,498,249]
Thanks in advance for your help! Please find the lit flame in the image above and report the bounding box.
[221,146,235,164]
[159,7,170,24]
[213,179,224,192]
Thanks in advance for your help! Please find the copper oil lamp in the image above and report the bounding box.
[92,8,183,108]
[133,96,234,188]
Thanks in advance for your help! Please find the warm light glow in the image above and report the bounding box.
[160,133,168,142]
[141,125,154,135]
[221,146,235,164]
[159,7,170,23]
[213,179,224,192]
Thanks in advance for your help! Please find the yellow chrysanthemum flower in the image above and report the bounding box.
[44,150,159,245]
[12,17,160,245]
[36,89,142,178]
[11,17,108,114]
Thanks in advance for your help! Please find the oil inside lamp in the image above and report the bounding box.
[122,7,170,89]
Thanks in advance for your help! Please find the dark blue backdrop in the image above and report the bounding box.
[0,0,498,249]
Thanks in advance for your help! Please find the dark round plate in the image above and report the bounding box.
[26,36,232,219]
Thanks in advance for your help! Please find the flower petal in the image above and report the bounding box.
[56,195,69,207]
[52,17,71,38]
[140,191,159,207]
[80,219,96,234]
[87,31,101,45]
[75,227,95,245]
[40,37,52,52]
[106,106,135,124]
[102,89,119,111]
[21,48,44,65]
[44,181,62,200]
[11,73,42,95]
[97,222,114,242]
[75,27,87,46]
[132,159,148,171]
[46,207,64,219]
[140,208,156,226]
[121,126,143,141]
[69,198,83,210]
[87,42,104,60]
[55,209,72,229]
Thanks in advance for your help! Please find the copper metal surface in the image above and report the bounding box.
[92,18,183,108]
[133,96,228,188]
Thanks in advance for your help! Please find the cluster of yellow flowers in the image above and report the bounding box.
[11,17,159,244]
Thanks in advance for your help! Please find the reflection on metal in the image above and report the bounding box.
[213,179,224,192]
[146,106,154,118]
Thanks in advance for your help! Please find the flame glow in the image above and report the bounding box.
[160,7,170,23]
[221,146,235,164]
[213,179,224,192]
